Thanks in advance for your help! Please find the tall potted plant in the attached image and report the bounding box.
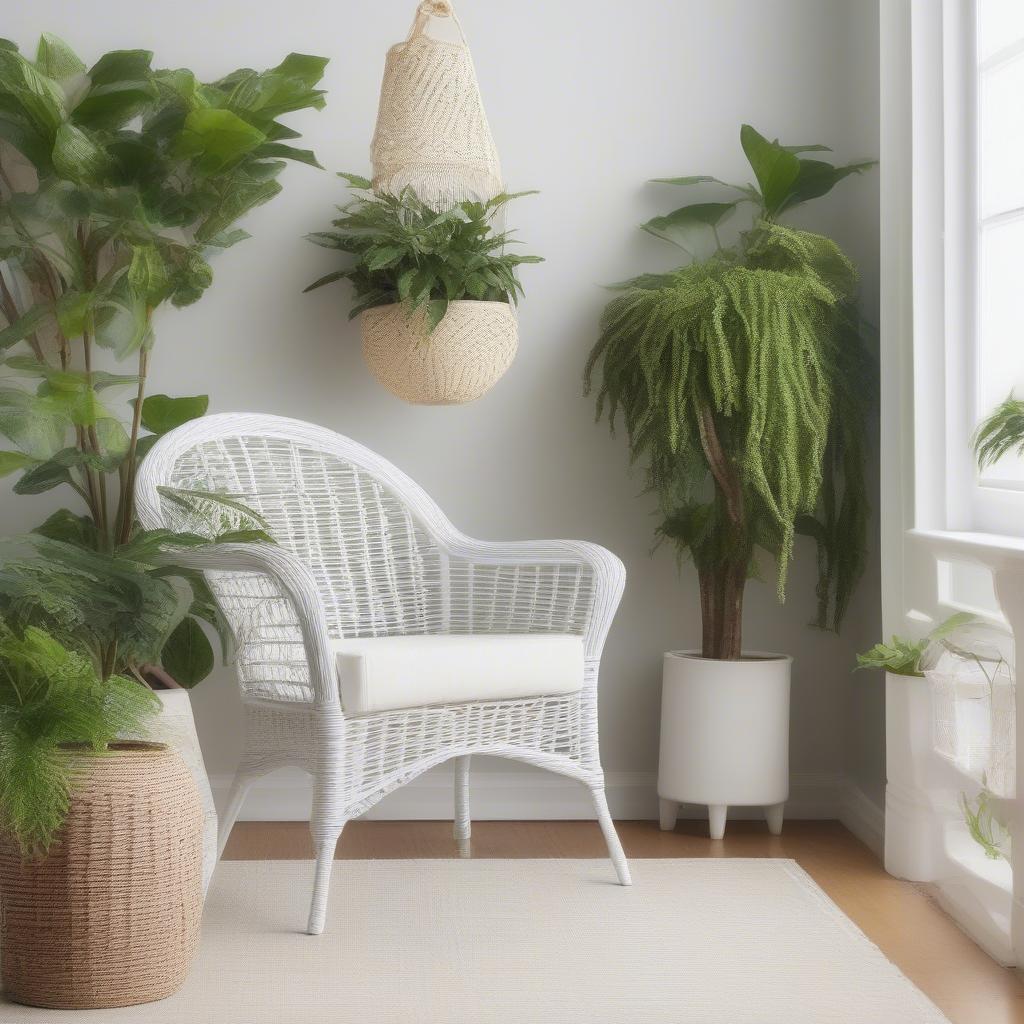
[0,35,327,880]
[586,125,875,838]
[305,177,542,404]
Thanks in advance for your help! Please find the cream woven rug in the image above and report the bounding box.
[1,858,950,1023]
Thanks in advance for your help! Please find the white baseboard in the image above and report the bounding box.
[211,765,860,826]
[838,780,886,857]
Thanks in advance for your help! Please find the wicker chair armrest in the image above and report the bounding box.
[440,535,626,659]
[161,543,337,707]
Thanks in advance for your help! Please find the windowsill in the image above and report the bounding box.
[909,528,1024,569]
[944,828,1013,897]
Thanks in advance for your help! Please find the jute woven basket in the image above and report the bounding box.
[361,300,518,404]
[0,742,203,1009]
[371,0,503,210]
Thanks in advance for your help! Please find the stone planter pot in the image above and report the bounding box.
[658,651,792,839]
[360,300,517,404]
[0,743,203,1009]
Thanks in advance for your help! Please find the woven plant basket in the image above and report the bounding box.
[372,0,503,210]
[0,742,203,1009]
[361,300,517,404]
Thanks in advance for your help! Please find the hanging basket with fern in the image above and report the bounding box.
[306,180,541,404]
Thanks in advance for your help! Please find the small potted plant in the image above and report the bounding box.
[0,624,204,1009]
[305,175,542,404]
[858,614,1013,867]
[586,125,875,838]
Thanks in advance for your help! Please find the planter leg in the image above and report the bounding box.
[765,802,785,836]
[659,798,679,832]
[708,804,728,840]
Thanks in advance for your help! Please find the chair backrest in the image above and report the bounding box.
[135,414,450,640]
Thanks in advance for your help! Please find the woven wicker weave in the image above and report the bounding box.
[361,300,517,404]
[0,743,203,1009]
[135,414,632,935]
[371,0,502,209]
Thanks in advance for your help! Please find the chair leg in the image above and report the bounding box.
[306,822,345,936]
[454,755,471,858]
[217,768,257,860]
[589,784,632,886]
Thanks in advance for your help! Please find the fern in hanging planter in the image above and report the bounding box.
[586,125,876,660]
[305,175,542,404]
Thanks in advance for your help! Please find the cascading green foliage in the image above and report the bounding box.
[0,35,324,686]
[305,174,543,333]
[585,125,876,659]
[855,612,974,677]
[0,623,159,856]
[973,394,1024,470]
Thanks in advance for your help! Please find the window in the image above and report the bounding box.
[973,2,1024,529]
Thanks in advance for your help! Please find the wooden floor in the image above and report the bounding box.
[225,818,1024,1024]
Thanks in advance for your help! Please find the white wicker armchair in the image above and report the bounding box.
[135,413,631,934]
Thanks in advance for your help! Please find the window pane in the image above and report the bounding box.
[980,54,1024,217]
[978,0,1024,63]
[978,217,1024,486]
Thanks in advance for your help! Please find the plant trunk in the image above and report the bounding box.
[694,404,747,662]
[698,561,745,661]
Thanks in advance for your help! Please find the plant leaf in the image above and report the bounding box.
[337,171,372,189]
[51,122,112,183]
[160,616,214,688]
[174,108,267,173]
[140,393,209,435]
[302,269,348,293]
[778,158,877,214]
[0,450,36,477]
[254,142,322,168]
[425,298,448,333]
[34,34,85,81]
[739,124,801,217]
[641,201,739,255]
[0,304,51,350]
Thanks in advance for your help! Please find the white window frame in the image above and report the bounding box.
[916,0,1024,539]
[882,0,1023,968]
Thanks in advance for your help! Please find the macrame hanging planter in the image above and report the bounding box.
[371,0,502,208]
[363,0,518,405]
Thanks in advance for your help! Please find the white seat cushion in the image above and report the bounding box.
[330,634,584,716]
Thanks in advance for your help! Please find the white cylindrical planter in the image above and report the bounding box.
[149,690,218,892]
[658,651,791,839]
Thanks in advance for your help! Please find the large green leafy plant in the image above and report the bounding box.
[304,175,542,332]
[0,624,158,856]
[586,125,875,660]
[0,35,326,685]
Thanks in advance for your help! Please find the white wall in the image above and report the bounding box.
[3,0,882,822]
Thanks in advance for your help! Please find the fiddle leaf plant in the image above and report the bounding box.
[304,175,543,333]
[0,35,326,686]
[586,124,876,660]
